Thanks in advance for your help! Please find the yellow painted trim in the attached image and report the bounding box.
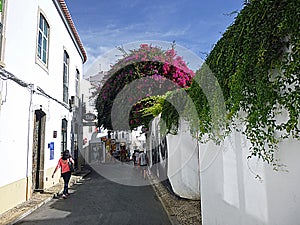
[0,178,30,215]
[0,167,60,215]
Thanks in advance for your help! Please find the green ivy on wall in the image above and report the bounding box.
[161,0,300,168]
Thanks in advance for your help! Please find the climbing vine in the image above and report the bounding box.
[162,0,300,167]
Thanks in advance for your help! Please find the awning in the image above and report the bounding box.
[97,132,108,138]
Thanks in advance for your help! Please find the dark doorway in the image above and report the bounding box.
[32,109,46,192]
[61,118,68,153]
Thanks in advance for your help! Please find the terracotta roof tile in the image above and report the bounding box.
[58,0,87,63]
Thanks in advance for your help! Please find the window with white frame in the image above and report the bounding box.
[37,13,49,65]
[63,50,69,103]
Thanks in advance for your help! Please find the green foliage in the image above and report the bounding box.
[161,90,187,134]
[140,96,165,118]
[163,0,300,167]
[95,44,194,130]
[129,97,160,130]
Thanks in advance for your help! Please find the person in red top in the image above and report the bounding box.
[52,150,74,199]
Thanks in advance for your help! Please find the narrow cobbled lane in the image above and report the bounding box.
[16,163,171,225]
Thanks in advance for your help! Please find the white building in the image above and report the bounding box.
[0,0,86,214]
[80,71,107,163]
[81,71,136,163]
[81,77,98,163]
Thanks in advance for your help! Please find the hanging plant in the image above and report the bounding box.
[162,0,300,168]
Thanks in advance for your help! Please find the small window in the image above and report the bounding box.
[37,14,49,66]
[63,50,69,103]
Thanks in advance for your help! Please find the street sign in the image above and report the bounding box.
[83,113,96,121]
[83,121,96,126]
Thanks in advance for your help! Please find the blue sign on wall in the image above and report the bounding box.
[49,142,54,160]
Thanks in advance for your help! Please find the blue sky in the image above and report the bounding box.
[64,0,245,75]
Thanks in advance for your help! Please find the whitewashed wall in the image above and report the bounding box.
[148,116,200,200]
[0,0,83,189]
[200,126,300,225]
[148,116,166,179]
[167,120,200,200]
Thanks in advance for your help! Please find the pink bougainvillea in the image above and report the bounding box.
[95,43,195,130]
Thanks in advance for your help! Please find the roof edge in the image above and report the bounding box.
[57,0,87,63]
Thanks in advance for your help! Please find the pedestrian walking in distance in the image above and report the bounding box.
[138,151,148,179]
[52,150,74,199]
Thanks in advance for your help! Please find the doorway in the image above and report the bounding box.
[32,109,46,192]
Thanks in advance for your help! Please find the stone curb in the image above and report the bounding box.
[1,169,91,225]
[147,171,180,225]
[6,195,54,225]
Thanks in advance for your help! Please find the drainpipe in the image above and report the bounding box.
[25,84,34,200]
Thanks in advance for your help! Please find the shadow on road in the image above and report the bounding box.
[15,163,171,225]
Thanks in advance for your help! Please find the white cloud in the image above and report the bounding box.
[80,23,195,73]
[84,39,203,78]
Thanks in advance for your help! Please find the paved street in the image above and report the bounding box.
[15,163,171,225]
